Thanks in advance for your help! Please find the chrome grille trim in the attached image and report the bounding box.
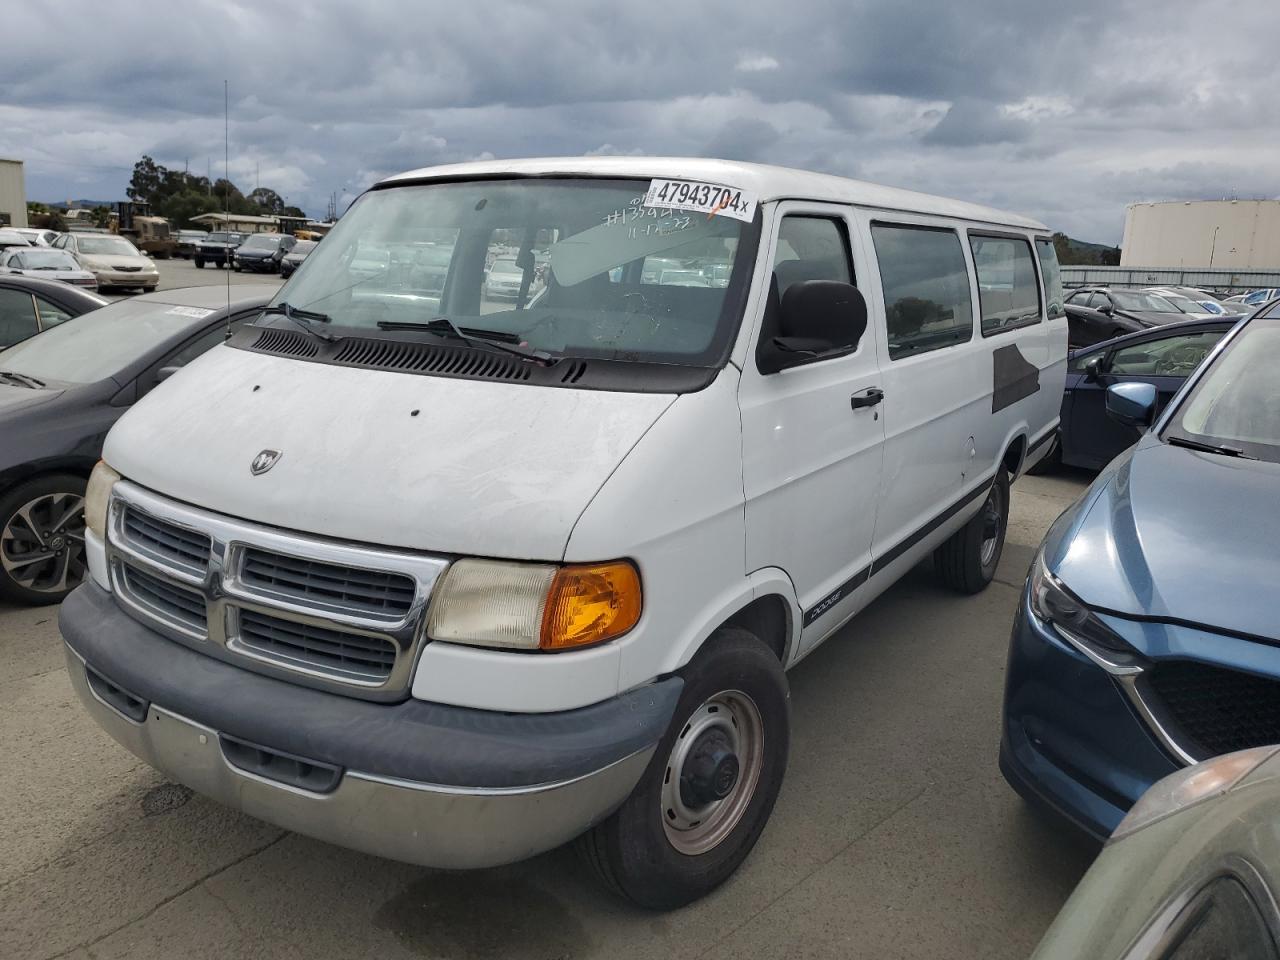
[105,480,449,700]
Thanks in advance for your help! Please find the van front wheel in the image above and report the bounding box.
[934,468,1010,594]
[578,628,790,909]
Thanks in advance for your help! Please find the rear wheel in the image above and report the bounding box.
[934,468,1010,594]
[578,628,790,909]
[0,474,89,605]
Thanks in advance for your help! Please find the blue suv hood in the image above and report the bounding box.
[1051,434,1280,641]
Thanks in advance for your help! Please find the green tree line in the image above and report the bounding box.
[1052,232,1121,266]
[126,156,307,228]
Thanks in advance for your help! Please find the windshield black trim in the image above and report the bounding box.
[230,320,721,394]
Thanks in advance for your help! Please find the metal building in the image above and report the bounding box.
[1121,199,1280,269]
[0,158,28,228]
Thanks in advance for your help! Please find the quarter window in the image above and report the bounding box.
[871,223,973,360]
[970,234,1042,335]
[1035,239,1065,319]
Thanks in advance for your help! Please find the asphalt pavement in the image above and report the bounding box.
[0,469,1098,960]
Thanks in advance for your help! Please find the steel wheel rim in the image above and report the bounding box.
[661,690,764,856]
[1,493,87,594]
[979,484,1004,567]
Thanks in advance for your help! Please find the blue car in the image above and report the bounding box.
[1001,301,1280,839]
[1038,318,1236,471]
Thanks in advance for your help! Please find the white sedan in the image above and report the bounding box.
[54,233,159,292]
[0,247,99,290]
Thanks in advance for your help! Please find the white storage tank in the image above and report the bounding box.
[1121,199,1280,269]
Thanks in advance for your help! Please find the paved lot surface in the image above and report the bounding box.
[102,256,284,301]
[0,470,1097,960]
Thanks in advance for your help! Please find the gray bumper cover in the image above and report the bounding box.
[60,583,680,868]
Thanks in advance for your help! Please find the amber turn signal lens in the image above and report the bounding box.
[540,561,642,650]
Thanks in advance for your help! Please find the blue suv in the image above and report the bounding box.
[1001,301,1280,838]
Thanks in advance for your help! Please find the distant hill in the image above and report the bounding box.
[45,199,118,210]
[1054,233,1121,266]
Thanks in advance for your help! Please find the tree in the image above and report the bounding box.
[90,205,114,228]
[128,156,165,204]
[247,187,285,215]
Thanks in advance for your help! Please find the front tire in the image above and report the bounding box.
[194,258,205,269]
[0,474,89,605]
[578,628,790,909]
[934,468,1010,594]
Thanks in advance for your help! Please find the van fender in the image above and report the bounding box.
[660,568,802,675]
[994,420,1032,479]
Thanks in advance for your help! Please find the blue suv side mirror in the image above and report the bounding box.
[1105,382,1158,428]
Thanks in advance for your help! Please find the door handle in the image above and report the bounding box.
[850,388,885,410]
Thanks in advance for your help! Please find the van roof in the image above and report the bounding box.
[377,157,1049,233]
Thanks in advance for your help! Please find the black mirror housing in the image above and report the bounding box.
[758,280,868,375]
[1083,354,1107,382]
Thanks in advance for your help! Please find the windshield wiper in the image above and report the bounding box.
[1165,434,1252,459]
[259,303,338,343]
[376,317,556,365]
[0,370,45,388]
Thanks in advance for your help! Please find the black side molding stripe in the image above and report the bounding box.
[801,478,994,628]
[1028,428,1055,456]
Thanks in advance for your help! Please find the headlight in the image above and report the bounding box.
[1028,552,1130,654]
[427,558,642,651]
[1112,746,1279,840]
[85,460,120,540]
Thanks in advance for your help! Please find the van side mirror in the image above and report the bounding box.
[1105,382,1157,428]
[758,280,867,375]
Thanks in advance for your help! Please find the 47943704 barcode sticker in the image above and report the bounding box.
[643,179,758,223]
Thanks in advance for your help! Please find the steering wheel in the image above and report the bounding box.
[1154,345,1203,377]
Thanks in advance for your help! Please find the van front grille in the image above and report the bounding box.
[240,548,416,619]
[105,482,448,700]
[236,610,397,682]
[119,564,208,635]
[121,506,211,575]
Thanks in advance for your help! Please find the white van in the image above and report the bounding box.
[62,158,1066,908]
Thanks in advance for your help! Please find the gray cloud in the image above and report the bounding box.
[1,0,1277,241]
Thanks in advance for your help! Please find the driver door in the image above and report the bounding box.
[1066,325,1229,468]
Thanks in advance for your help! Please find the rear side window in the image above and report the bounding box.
[970,235,1042,335]
[0,288,39,347]
[1035,239,1065,319]
[871,223,973,360]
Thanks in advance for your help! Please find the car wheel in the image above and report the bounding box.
[578,628,790,909]
[1027,432,1061,476]
[0,474,89,605]
[194,259,205,269]
[934,468,1010,594]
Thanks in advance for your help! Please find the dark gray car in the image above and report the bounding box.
[1064,287,1193,347]
[0,285,275,604]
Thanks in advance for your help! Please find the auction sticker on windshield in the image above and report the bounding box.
[644,179,758,222]
[165,306,216,319]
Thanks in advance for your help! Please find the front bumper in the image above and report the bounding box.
[61,583,679,868]
[235,257,278,272]
[999,586,1179,840]
[94,271,158,288]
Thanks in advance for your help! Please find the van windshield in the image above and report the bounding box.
[278,178,760,365]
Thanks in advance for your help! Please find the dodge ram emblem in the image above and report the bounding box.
[250,449,282,476]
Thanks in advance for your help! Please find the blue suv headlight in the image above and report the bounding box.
[1029,552,1132,655]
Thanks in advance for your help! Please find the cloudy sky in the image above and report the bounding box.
[4,0,1277,243]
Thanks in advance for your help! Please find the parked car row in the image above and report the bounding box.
[0,226,160,293]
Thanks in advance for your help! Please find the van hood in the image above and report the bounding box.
[1051,436,1280,642]
[104,347,676,560]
